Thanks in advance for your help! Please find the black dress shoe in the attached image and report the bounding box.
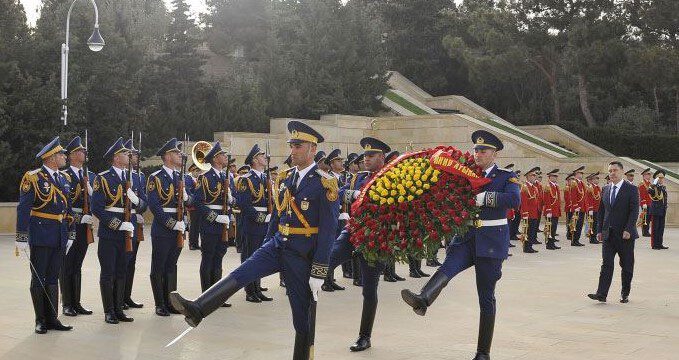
[221,302,232,308]
[46,319,73,331]
[571,241,585,247]
[246,294,262,303]
[331,281,345,290]
[383,274,397,282]
[472,352,491,360]
[63,306,77,317]
[155,306,170,316]
[509,242,516,248]
[105,312,119,324]
[115,312,134,322]
[587,293,606,302]
[409,270,421,278]
[417,269,430,277]
[279,280,286,287]
[349,335,371,352]
[125,299,144,308]
[658,245,669,250]
[121,303,129,310]
[353,279,363,286]
[35,322,48,334]
[343,271,352,279]
[523,247,538,253]
[257,292,273,302]
[258,286,268,292]
[74,304,93,315]
[322,279,335,292]
[394,273,406,281]
[620,297,629,303]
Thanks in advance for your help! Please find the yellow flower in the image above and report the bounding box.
[380,189,388,197]
[398,196,405,203]
[416,189,423,195]
[407,195,415,201]
[423,183,431,190]
[410,186,417,193]
[387,197,394,205]
[390,189,397,196]
[416,180,422,187]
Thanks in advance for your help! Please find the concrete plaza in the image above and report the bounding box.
[1,229,677,360]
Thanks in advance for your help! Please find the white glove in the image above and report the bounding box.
[265,213,272,223]
[87,183,93,196]
[588,210,593,216]
[215,215,230,226]
[136,214,145,224]
[351,190,360,200]
[80,214,93,224]
[230,214,236,223]
[172,221,186,232]
[66,239,74,254]
[183,188,189,202]
[475,192,487,206]
[338,212,350,221]
[119,221,134,233]
[653,178,659,185]
[228,192,234,204]
[126,188,140,206]
[574,207,581,212]
[15,241,28,251]
[309,277,324,302]
[546,213,552,219]
[642,204,647,209]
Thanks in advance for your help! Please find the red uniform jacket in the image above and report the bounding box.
[543,181,562,217]
[567,178,586,213]
[585,184,601,212]
[520,181,539,219]
[638,180,652,208]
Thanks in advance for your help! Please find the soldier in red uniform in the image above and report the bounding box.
[543,169,561,250]
[585,172,602,244]
[520,167,540,253]
[567,166,586,246]
[534,172,544,245]
[638,168,652,237]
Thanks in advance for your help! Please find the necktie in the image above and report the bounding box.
[78,169,83,181]
[610,185,618,204]
[53,172,60,185]
[290,171,299,194]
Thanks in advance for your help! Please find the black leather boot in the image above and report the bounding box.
[73,273,92,315]
[114,279,134,322]
[342,261,353,279]
[472,313,495,360]
[151,275,170,316]
[170,275,241,327]
[101,282,118,324]
[322,277,336,292]
[31,287,47,334]
[352,254,362,286]
[60,272,77,316]
[200,268,212,292]
[45,285,73,331]
[383,262,397,282]
[523,241,538,253]
[212,269,232,307]
[245,282,262,303]
[256,279,273,302]
[124,268,143,308]
[408,256,421,278]
[401,270,450,316]
[292,332,310,360]
[165,272,181,314]
[416,259,430,277]
[392,261,405,281]
[350,299,377,352]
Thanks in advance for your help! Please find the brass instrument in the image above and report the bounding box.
[191,141,213,172]
[586,212,594,236]
[637,208,647,227]
[543,215,552,242]
[519,217,529,243]
[569,210,580,240]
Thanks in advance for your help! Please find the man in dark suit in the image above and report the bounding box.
[588,161,639,304]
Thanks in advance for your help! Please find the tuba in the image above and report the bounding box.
[191,141,213,172]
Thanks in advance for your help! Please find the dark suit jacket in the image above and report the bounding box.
[597,180,639,241]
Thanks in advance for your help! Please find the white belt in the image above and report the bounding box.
[162,208,177,213]
[72,208,83,213]
[206,205,224,210]
[468,219,507,227]
[105,207,136,214]
[253,206,267,212]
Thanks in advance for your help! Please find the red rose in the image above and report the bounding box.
[453,216,462,225]
[368,241,375,249]
[416,239,424,248]
[468,198,476,206]
[461,210,469,219]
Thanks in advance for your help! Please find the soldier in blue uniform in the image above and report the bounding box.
[382,150,406,282]
[325,137,391,352]
[236,144,274,302]
[16,137,74,333]
[146,138,193,316]
[91,137,144,324]
[401,130,521,360]
[188,163,203,250]
[649,170,669,250]
[193,142,234,306]
[321,148,349,292]
[170,121,339,359]
[121,139,147,310]
[60,136,95,317]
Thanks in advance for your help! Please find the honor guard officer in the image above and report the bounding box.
[60,136,96,316]
[341,153,359,186]
[237,144,274,303]
[625,169,635,183]
[233,164,250,253]
[325,137,391,351]
[520,167,540,253]
[509,169,522,241]
[321,148,349,292]
[585,172,602,244]
[194,142,234,304]
[315,151,329,172]
[383,150,407,281]
[401,130,520,360]
[267,166,279,184]
[146,138,193,316]
[543,169,561,250]
[170,121,339,360]
[638,168,652,237]
[16,137,74,333]
[91,138,143,324]
[121,138,147,310]
[326,149,345,179]
[188,163,203,250]
[568,166,587,246]
[356,153,366,171]
[648,170,668,249]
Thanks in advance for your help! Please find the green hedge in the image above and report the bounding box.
[555,123,679,162]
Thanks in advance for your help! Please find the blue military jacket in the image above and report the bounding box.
[340,171,371,212]
[16,166,74,248]
[265,164,339,278]
[648,183,668,217]
[457,164,520,259]
[63,166,95,225]
[194,167,231,235]
[92,167,145,241]
[236,169,270,237]
[146,167,194,238]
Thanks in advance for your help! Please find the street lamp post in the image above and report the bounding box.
[61,0,105,126]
